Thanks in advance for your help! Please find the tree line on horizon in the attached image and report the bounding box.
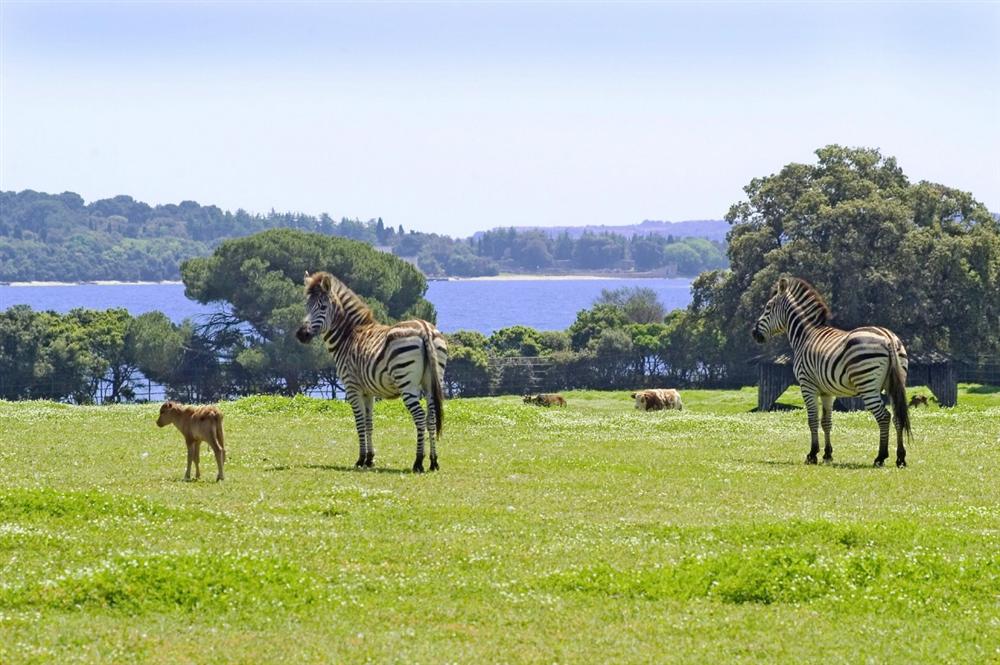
[1,145,997,403]
[0,190,727,282]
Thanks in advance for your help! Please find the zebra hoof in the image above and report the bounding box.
[354,457,366,468]
[873,458,886,468]
[822,455,833,464]
[896,458,907,468]
[805,455,818,465]
[429,458,439,472]
[364,453,375,468]
[412,460,425,473]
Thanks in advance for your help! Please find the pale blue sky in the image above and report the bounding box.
[2,2,997,235]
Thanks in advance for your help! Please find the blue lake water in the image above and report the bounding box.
[0,278,694,334]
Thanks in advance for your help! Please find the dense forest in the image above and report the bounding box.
[0,190,727,282]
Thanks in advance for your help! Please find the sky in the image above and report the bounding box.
[1,2,998,236]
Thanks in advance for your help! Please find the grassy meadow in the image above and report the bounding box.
[1,386,999,664]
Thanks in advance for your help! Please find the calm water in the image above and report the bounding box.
[0,278,694,334]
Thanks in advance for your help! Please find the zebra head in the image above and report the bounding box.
[296,271,334,344]
[752,277,791,343]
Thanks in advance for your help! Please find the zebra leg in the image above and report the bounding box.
[801,388,820,464]
[863,393,891,467]
[363,394,375,467]
[403,391,427,473]
[426,394,439,472]
[821,395,834,463]
[346,387,368,468]
[895,413,907,468]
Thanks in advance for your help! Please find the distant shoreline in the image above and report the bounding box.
[2,280,185,287]
[448,273,692,282]
[3,275,693,286]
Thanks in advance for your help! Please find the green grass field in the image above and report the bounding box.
[1,386,999,664]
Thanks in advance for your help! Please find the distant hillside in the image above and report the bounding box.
[479,219,730,242]
[0,190,728,282]
[0,190,357,282]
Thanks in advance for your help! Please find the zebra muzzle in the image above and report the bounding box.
[295,326,314,343]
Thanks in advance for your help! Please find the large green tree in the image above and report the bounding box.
[688,145,1000,378]
[66,308,138,402]
[180,229,435,395]
[0,306,119,403]
[595,286,667,324]
[126,312,227,402]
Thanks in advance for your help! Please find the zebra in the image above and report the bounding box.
[295,271,447,472]
[751,276,911,467]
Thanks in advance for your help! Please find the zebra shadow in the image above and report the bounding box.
[746,459,875,471]
[264,463,412,474]
[306,464,413,475]
[748,403,802,413]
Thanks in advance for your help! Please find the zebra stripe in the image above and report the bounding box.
[752,276,911,468]
[296,272,447,472]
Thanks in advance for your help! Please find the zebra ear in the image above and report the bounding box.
[777,276,789,293]
[319,274,333,293]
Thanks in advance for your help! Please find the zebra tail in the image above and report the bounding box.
[887,348,911,440]
[421,325,444,439]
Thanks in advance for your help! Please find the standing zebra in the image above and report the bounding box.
[752,276,911,467]
[295,271,447,472]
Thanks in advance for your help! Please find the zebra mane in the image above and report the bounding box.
[306,271,376,327]
[785,277,832,325]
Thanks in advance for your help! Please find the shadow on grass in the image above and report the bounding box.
[829,461,879,470]
[309,464,414,475]
[745,459,876,471]
[966,384,1000,395]
[265,463,412,475]
[749,402,802,413]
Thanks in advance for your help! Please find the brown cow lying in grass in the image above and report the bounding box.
[156,401,226,481]
[631,388,683,411]
[523,393,567,407]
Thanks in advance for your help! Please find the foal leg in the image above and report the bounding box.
[208,437,225,481]
[801,387,821,464]
[363,394,375,468]
[863,392,891,467]
[403,391,427,473]
[821,395,834,463]
[192,439,202,480]
[184,437,195,481]
[346,387,368,468]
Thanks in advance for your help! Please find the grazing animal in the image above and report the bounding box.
[909,394,930,408]
[295,271,448,472]
[752,276,911,467]
[156,401,226,481]
[524,393,566,407]
[631,389,683,411]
